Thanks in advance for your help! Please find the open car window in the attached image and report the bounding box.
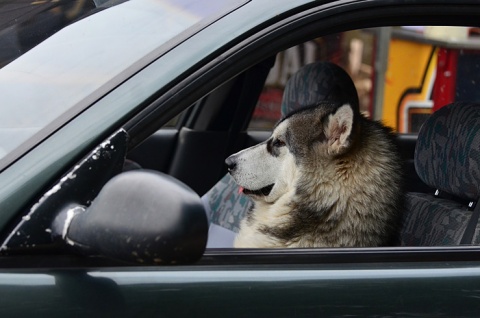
[203,26,480,249]
[120,25,480,252]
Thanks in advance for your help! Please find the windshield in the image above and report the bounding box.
[0,0,246,166]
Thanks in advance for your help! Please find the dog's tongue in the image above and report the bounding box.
[238,186,244,194]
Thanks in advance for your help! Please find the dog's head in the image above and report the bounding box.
[226,103,357,203]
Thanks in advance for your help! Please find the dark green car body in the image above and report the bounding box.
[1,0,480,316]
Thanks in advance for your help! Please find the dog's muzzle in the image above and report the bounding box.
[225,153,274,197]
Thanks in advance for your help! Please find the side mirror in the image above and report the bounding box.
[52,170,208,265]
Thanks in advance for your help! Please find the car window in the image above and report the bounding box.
[204,24,480,249]
[249,26,479,133]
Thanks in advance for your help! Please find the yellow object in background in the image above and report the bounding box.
[382,37,437,132]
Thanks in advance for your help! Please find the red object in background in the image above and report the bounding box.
[253,88,283,121]
[432,47,458,111]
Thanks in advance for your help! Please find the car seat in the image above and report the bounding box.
[401,102,480,246]
[203,61,360,247]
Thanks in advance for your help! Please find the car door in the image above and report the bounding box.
[2,0,480,317]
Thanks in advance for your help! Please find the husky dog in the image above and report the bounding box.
[226,102,404,248]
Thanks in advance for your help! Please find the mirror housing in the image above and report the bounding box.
[53,170,208,265]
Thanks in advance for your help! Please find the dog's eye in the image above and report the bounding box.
[273,139,285,147]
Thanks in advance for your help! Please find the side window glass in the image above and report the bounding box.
[249,26,478,134]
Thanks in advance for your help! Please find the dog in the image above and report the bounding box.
[225,102,404,248]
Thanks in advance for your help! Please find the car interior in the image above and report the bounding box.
[125,26,480,250]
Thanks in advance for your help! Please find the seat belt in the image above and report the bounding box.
[460,198,480,245]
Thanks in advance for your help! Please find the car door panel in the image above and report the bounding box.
[1,259,480,317]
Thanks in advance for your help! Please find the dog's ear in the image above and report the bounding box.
[324,104,354,155]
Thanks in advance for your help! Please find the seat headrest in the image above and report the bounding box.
[280,62,359,116]
[415,102,480,201]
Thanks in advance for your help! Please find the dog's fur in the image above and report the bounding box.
[226,102,404,248]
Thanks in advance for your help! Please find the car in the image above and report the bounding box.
[1,0,480,316]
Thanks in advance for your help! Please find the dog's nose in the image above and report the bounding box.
[225,156,237,172]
